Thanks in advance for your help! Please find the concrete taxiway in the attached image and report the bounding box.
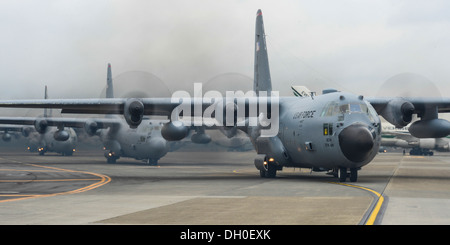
[1,145,450,225]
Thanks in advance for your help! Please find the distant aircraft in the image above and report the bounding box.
[2,10,450,182]
[0,125,24,142]
[381,122,450,155]
[0,64,210,164]
[0,86,78,155]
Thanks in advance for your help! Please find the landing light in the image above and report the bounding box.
[268,158,275,162]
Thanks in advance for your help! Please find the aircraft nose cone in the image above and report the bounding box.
[339,124,374,162]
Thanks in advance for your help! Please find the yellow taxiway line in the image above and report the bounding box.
[330,182,384,225]
[0,162,111,203]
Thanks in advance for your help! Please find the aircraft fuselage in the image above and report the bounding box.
[100,119,170,164]
[252,92,381,172]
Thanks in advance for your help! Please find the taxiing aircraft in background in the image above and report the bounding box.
[0,86,78,155]
[381,122,450,156]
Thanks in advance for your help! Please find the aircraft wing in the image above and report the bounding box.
[0,98,183,116]
[0,97,270,118]
[366,97,450,115]
[366,96,450,138]
[0,116,121,129]
[0,125,27,132]
[0,98,128,114]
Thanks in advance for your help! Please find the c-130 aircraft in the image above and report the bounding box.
[0,64,211,165]
[2,9,450,182]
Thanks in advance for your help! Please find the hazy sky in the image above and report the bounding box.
[1,0,450,100]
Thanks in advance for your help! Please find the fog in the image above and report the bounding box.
[1,0,450,103]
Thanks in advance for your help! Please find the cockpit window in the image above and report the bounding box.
[321,101,339,117]
[322,102,374,118]
[364,101,378,122]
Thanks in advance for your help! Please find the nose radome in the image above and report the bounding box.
[338,124,374,163]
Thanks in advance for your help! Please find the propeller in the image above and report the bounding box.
[376,72,441,98]
[196,73,254,150]
[100,70,172,99]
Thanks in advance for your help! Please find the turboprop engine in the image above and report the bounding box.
[190,127,211,144]
[34,119,48,134]
[161,121,189,141]
[124,98,144,128]
[84,120,99,136]
[191,132,211,144]
[216,101,245,138]
[379,99,415,128]
[22,127,32,137]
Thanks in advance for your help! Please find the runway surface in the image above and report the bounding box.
[1,145,450,225]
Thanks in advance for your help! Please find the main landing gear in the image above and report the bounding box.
[147,158,158,166]
[105,151,119,163]
[334,167,359,182]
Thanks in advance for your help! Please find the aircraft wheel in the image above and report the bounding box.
[107,157,116,164]
[350,168,358,182]
[260,169,266,178]
[338,167,347,182]
[260,163,277,178]
[266,164,277,178]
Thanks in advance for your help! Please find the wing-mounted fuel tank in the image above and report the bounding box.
[161,121,189,141]
[409,119,450,138]
[379,99,415,128]
[124,98,144,128]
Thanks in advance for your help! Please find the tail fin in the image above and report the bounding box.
[106,63,114,98]
[44,85,51,117]
[254,9,272,95]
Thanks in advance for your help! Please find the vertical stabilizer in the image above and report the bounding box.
[106,63,114,98]
[44,85,49,117]
[254,9,272,95]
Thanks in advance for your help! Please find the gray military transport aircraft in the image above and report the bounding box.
[0,64,210,164]
[1,9,450,182]
[0,86,78,156]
